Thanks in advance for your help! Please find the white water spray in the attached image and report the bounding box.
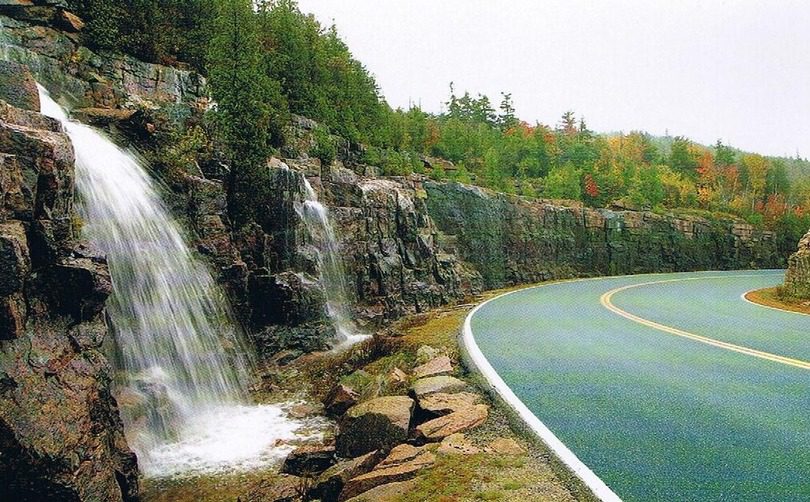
[37,86,316,477]
[296,176,369,348]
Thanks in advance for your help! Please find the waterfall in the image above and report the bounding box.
[37,86,316,477]
[296,176,369,347]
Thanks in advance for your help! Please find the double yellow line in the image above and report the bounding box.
[600,276,810,371]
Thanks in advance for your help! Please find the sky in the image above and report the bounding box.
[296,0,810,158]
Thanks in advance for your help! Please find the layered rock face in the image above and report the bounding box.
[241,159,780,353]
[0,69,137,500]
[424,182,780,288]
[0,5,204,111]
[783,229,810,298]
[234,162,478,353]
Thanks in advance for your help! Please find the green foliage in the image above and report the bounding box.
[76,0,809,242]
[311,126,336,166]
[454,162,473,184]
[544,163,582,200]
[159,124,210,185]
[69,0,215,71]
[429,164,446,181]
[628,165,665,208]
[208,0,273,223]
[669,136,699,175]
[258,0,387,144]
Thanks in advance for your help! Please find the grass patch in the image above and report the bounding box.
[402,452,574,502]
[745,287,810,315]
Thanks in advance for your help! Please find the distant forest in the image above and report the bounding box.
[69,0,810,249]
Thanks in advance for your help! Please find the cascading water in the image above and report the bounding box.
[37,86,318,477]
[295,176,369,347]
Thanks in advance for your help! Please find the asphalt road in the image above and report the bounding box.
[469,270,809,502]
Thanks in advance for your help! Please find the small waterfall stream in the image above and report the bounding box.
[37,86,316,477]
[296,176,369,347]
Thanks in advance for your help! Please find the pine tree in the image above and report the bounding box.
[208,0,272,223]
[498,92,518,131]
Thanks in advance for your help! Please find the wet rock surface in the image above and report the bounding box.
[0,95,138,500]
[0,61,40,112]
[280,443,336,476]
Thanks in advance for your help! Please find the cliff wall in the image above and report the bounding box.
[0,63,137,501]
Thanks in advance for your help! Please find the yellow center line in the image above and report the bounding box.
[599,275,810,371]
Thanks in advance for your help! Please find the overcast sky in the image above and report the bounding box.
[296,0,810,158]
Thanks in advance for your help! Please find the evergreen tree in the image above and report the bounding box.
[208,0,272,223]
[498,92,518,131]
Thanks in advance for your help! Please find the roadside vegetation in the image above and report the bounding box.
[746,287,810,315]
[67,0,810,251]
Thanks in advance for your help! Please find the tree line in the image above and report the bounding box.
[69,0,810,249]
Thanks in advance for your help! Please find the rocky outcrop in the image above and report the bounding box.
[0,93,137,500]
[0,9,205,112]
[310,450,383,502]
[336,395,415,458]
[413,404,489,442]
[424,182,780,289]
[241,159,781,354]
[339,444,436,501]
[783,229,810,298]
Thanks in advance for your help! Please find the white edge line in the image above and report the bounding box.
[740,289,810,317]
[461,279,623,502]
[460,269,785,502]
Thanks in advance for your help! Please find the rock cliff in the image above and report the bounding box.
[0,64,137,501]
[783,229,810,298]
[1,4,783,357]
[236,158,780,355]
[424,181,780,288]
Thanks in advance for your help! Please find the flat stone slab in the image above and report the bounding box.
[339,444,435,500]
[485,437,526,455]
[413,355,453,379]
[437,433,480,455]
[417,391,481,416]
[414,404,489,442]
[410,375,467,398]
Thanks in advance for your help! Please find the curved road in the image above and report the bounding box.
[468,270,809,502]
